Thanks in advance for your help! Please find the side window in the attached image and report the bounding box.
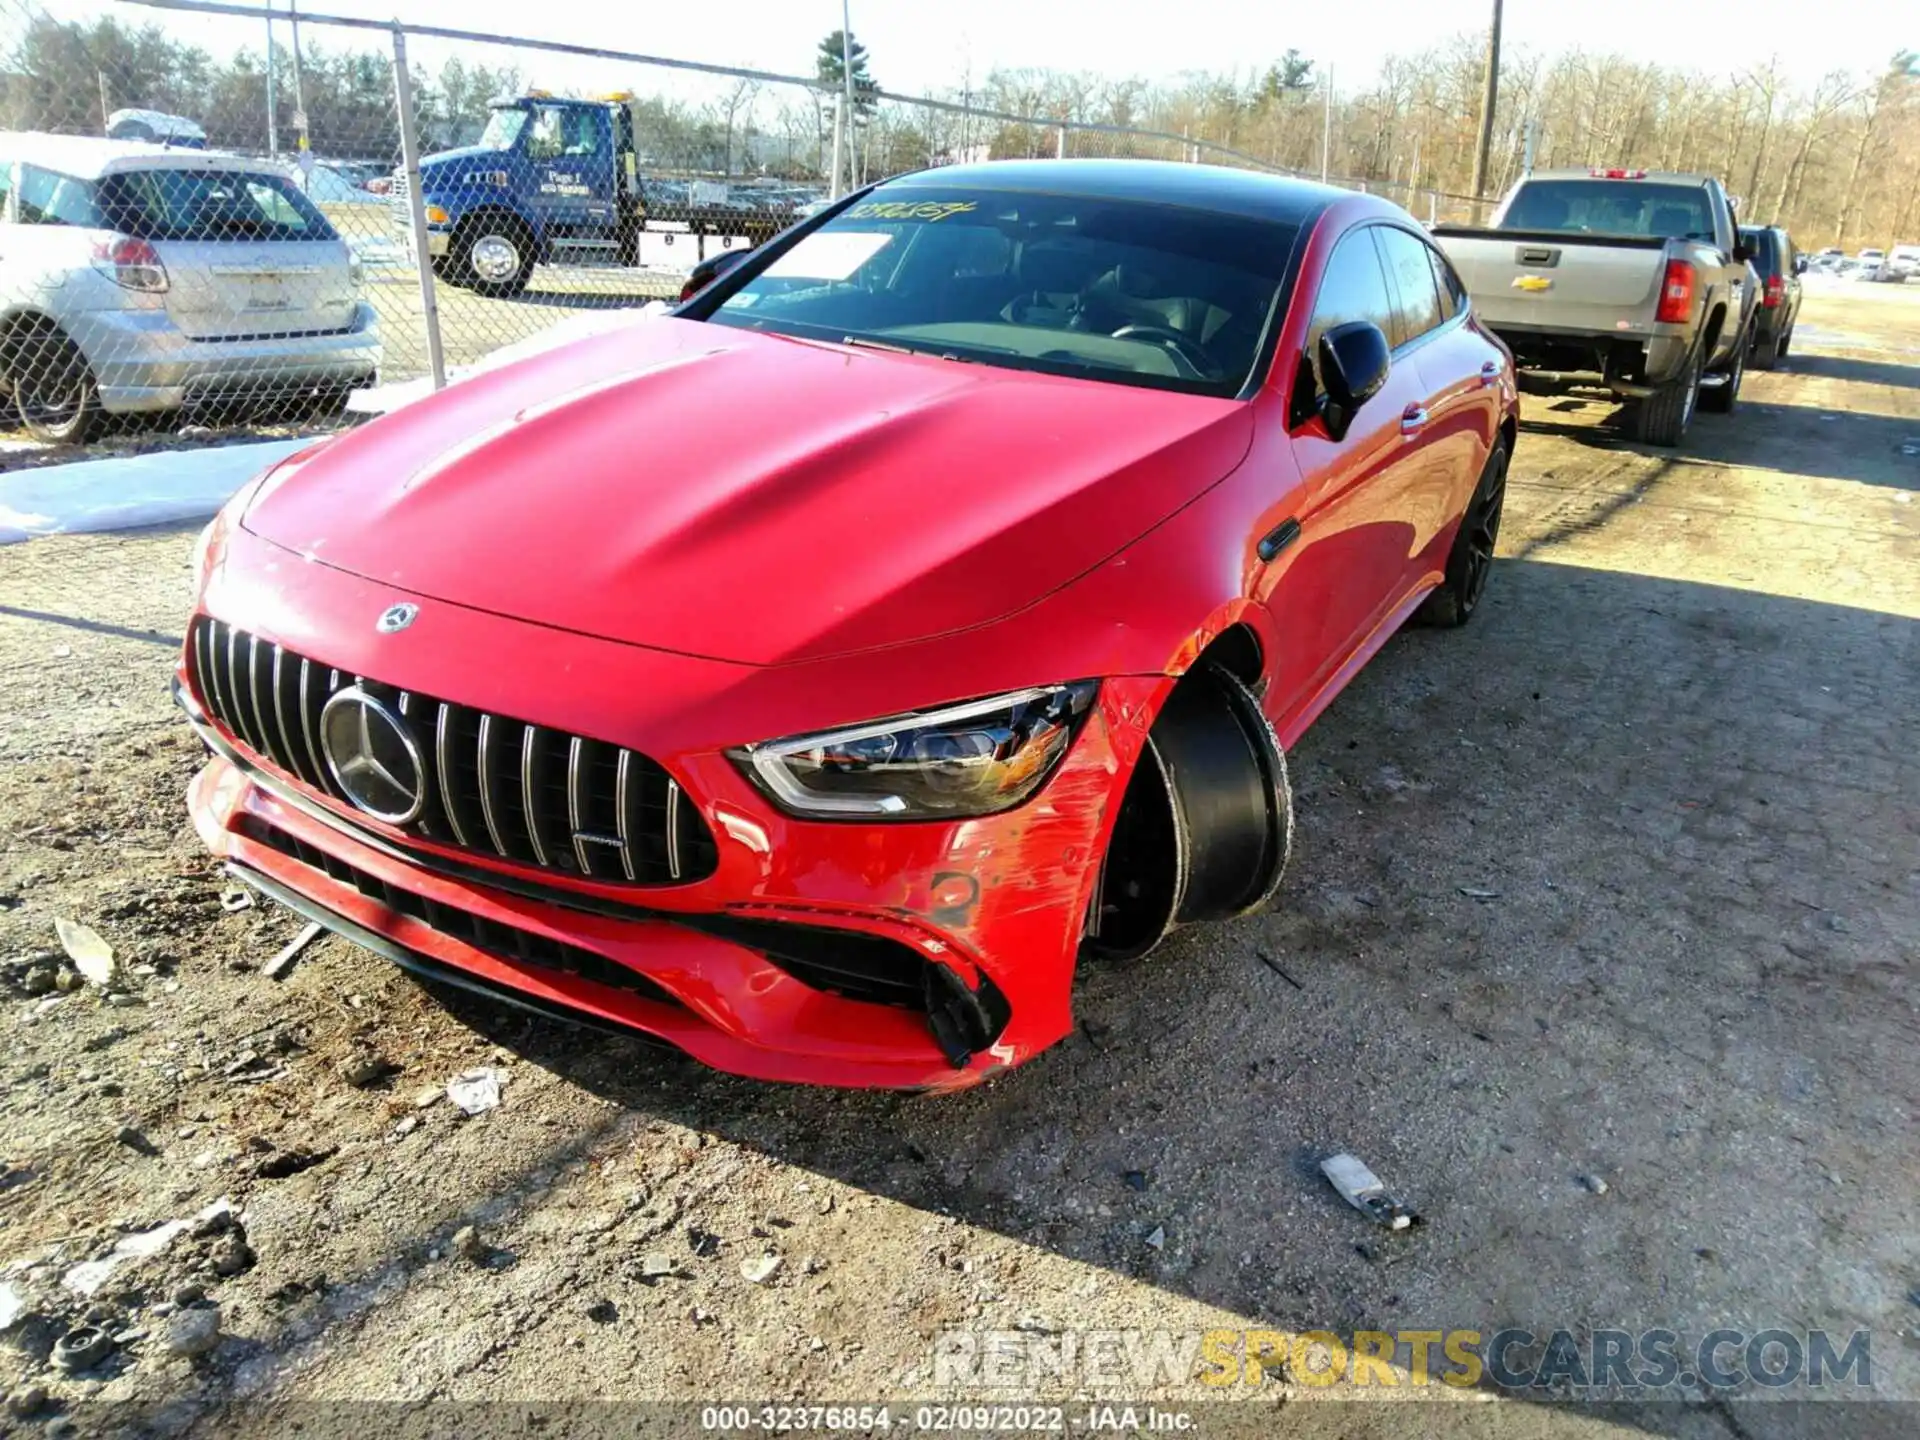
[1428,244,1467,321]
[563,109,601,157]
[17,166,99,227]
[1302,226,1395,402]
[1375,225,1445,349]
[526,106,566,162]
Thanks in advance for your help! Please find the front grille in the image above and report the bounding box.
[240,816,681,1009]
[189,617,717,887]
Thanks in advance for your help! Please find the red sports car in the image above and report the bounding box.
[177,161,1518,1091]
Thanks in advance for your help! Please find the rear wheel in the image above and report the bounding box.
[1750,324,1778,370]
[1699,328,1746,413]
[302,383,355,421]
[455,219,533,298]
[1631,343,1700,447]
[1777,323,1793,359]
[9,325,102,445]
[1417,441,1509,628]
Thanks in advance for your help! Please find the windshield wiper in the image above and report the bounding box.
[839,335,976,363]
[839,335,913,354]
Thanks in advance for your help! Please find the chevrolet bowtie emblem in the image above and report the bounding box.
[1512,275,1554,291]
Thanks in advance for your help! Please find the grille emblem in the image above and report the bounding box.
[319,687,426,825]
[376,603,419,634]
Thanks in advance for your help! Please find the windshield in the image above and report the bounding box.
[1500,180,1715,241]
[97,168,336,242]
[706,186,1298,397]
[478,106,528,151]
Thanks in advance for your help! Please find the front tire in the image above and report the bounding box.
[1417,441,1508,628]
[1081,665,1292,963]
[10,326,102,445]
[455,220,533,298]
[1631,344,1700,447]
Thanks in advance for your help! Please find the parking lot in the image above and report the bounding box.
[0,281,1915,1434]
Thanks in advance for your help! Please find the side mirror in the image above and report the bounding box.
[678,247,752,303]
[1732,244,1753,265]
[1317,321,1391,442]
[1794,255,1808,274]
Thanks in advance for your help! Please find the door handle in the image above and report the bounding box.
[1479,360,1502,386]
[1400,405,1429,435]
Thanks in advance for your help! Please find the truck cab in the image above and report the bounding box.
[396,92,782,297]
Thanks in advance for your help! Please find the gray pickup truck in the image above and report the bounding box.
[1433,169,1757,446]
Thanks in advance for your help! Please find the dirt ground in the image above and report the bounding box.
[0,281,1915,1439]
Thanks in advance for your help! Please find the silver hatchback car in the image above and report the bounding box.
[0,133,382,442]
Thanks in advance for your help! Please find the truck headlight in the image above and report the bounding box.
[732,683,1098,820]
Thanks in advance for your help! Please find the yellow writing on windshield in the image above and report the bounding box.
[846,200,978,222]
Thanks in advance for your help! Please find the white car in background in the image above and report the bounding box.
[1887,245,1920,280]
[0,133,381,442]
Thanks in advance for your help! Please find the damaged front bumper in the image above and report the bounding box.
[174,657,1160,1091]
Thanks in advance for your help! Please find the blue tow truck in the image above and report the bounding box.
[393,91,793,296]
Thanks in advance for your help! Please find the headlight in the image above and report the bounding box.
[188,516,220,581]
[732,683,1098,820]
[423,203,450,225]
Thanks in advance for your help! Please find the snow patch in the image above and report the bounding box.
[0,439,309,545]
[1,301,669,544]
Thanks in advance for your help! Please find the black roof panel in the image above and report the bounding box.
[882,159,1346,228]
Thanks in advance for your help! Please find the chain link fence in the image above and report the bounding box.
[0,0,1479,449]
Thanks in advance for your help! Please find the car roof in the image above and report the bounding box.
[1525,168,1717,185]
[879,159,1348,228]
[0,130,286,181]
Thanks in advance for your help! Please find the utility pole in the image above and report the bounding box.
[1470,0,1503,199]
[1320,66,1332,182]
[288,2,311,173]
[263,6,278,155]
[97,70,111,130]
[840,1,855,194]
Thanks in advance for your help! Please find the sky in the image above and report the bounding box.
[75,0,1916,103]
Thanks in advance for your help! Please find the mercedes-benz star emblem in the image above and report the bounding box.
[376,603,419,634]
[319,687,426,825]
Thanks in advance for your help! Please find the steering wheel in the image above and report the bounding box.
[1109,323,1218,377]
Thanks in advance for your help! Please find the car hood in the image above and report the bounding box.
[242,318,1253,666]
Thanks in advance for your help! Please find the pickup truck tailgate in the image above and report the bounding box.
[1441,233,1666,333]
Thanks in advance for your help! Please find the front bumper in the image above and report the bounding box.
[176,552,1162,1088]
[78,302,383,414]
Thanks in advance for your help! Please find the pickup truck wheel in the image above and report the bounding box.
[1417,441,1508,628]
[456,222,532,298]
[1631,345,1700,447]
[1699,330,1746,414]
